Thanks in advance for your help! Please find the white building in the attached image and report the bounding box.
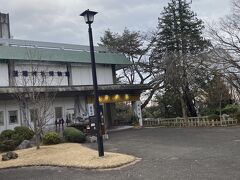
[0,13,147,132]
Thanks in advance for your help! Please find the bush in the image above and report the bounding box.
[14,126,34,140]
[0,127,34,151]
[0,140,16,152]
[208,114,220,120]
[11,133,25,146]
[222,104,240,115]
[0,129,15,140]
[63,127,85,143]
[234,112,240,123]
[43,132,61,145]
[68,124,85,132]
[0,127,34,149]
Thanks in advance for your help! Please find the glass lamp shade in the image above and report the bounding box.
[80,9,98,24]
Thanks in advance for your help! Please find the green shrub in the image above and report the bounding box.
[0,129,15,140]
[14,126,34,140]
[43,132,61,145]
[222,104,240,115]
[68,124,85,132]
[234,112,240,123]
[63,127,85,143]
[0,127,34,151]
[0,140,16,152]
[11,133,24,146]
[208,114,220,120]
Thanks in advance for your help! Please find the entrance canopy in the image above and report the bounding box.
[88,94,140,104]
[0,84,149,100]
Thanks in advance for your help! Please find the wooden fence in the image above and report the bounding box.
[143,116,238,127]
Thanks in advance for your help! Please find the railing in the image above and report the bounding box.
[143,116,238,127]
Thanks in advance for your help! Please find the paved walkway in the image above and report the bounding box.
[1,126,240,180]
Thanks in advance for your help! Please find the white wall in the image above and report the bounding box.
[14,62,68,86]
[71,64,113,85]
[0,101,7,132]
[0,100,21,132]
[0,63,9,86]
[97,65,113,85]
[13,62,113,86]
[71,64,92,85]
[0,97,77,133]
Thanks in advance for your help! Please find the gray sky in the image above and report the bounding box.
[0,0,232,45]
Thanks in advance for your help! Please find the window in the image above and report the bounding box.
[9,110,18,124]
[30,109,38,123]
[0,111,4,126]
[55,107,63,119]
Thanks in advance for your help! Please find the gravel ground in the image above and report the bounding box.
[0,143,135,169]
[1,126,240,180]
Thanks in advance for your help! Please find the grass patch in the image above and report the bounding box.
[0,143,136,169]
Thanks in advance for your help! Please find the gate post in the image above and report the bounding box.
[132,101,143,127]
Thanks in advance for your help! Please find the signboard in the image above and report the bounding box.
[87,103,94,116]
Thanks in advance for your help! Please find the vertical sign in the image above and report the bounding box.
[87,103,95,116]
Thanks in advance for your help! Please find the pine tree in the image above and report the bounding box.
[154,0,210,117]
[156,0,209,56]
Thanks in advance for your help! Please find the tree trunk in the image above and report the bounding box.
[36,133,40,150]
[34,116,40,150]
[19,101,29,126]
[183,86,197,117]
[180,94,188,122]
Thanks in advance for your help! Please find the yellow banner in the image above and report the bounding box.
[87,94,140,103]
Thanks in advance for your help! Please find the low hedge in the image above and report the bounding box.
[43,132,61,145]
[63,127,85,143]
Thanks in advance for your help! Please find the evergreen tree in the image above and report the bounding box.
[155,87,183,118]
[156,0,208,55]
[204,74,232,115]
[154,0,210,117]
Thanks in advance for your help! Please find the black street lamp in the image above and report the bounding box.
[80,9,104,157]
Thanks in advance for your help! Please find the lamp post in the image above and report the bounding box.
[80,9,104,157]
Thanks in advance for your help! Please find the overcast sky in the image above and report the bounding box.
[0,0,233,45]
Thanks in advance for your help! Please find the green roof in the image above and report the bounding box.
[0,46,131,65]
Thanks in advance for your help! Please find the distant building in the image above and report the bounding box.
[0,13,147,132]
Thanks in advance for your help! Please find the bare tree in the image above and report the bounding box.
[12,48,63,149]
[208,0,240,97]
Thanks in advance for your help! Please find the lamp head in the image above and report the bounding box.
[80,9,98,24]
